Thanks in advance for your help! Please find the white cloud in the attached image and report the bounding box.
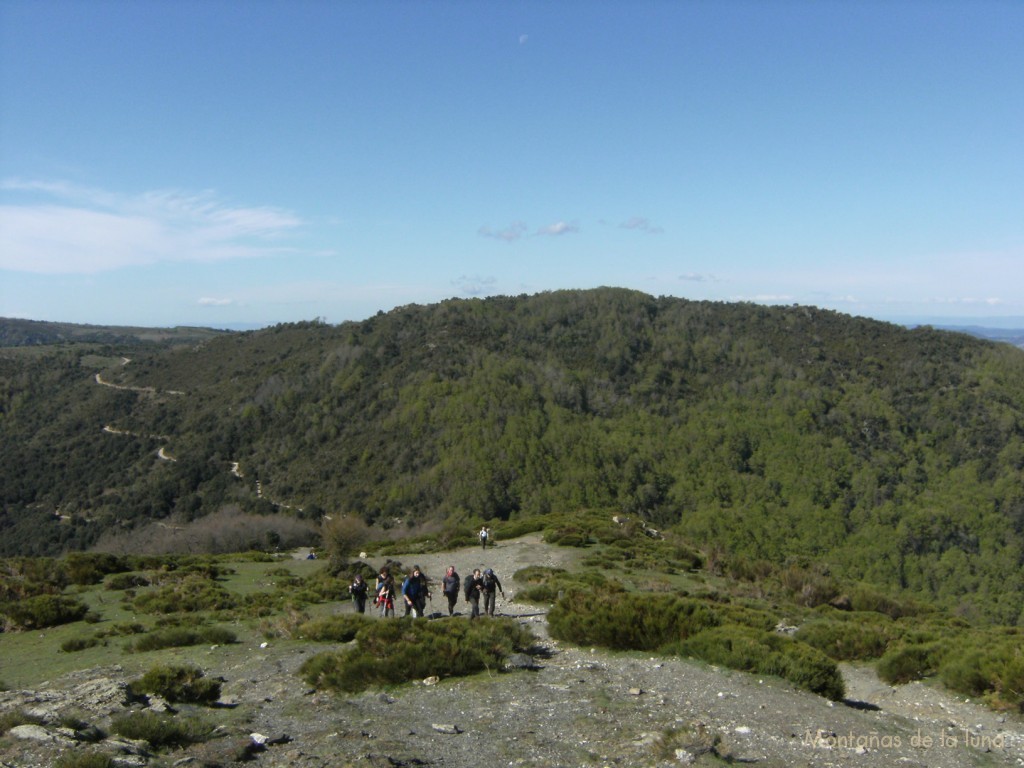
[0,179,303,274]
[536,221,578,237]
[620,216,663,234]
[197,297,234,307]
[478,221,527,243]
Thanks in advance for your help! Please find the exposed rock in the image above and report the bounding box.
[430,723,462,734]
[7,724,73,746]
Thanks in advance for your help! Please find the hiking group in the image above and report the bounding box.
[349,563,504,619]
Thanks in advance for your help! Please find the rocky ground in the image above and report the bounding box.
[2,535,1022,767]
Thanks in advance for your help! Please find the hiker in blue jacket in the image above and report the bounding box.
[401,565,431,618]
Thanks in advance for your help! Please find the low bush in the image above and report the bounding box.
[109,711,213,749]
[938,632,1024,711]
[54,752,114,768]
[260,606,311,640]
[300,617,535,693]
[543,526,593,547]
[515,569,617,606]
[0,593,90,630]
[132,575,237,614]
[548,590,719,651]
[797,614,901,661]
[95,621,146,638]
[61,634,103,653]
[63,553,128,586]
[675,625,845,700]
[130,664,222,704]
[513,565,568,585]
[297,614,371,642]
[128,625,237,652]
[848,586,928,619]
[104,572,150,591]
[877,642,943,684]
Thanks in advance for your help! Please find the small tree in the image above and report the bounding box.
[321,515,370,572]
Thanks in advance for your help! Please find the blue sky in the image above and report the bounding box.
[1,1,1022,329]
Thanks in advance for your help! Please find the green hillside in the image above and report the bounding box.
[3,289,1023,622]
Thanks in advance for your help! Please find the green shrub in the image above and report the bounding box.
[677,625,845,700]
[848,586,928,619]
[1,594,90,629]
[109,711,213,749]
[63,553,128,586]
[300,617,535,693]
[513,565,568,584]
[543,526,593,547]
[96,621,146,638]
[938,633,1024,710]
[515,569,616,606]
[130,664,222,704]
[61,635,103,653]
[54,751,114,768]
[548,590,719,651]
[128,625,237,653]
[285,569,349,604]
[797,615,901,661]
[297,614,372,642]
[104,572,150,591]
[877,643,942,684]
[132,575,237,614]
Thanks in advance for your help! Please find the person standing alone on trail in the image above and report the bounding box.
[464,568,484,619]
[479,526,489,549]
[348,573,368,614]
[402,565,430,618]
[441,565,461,616]
[481,568,504,617]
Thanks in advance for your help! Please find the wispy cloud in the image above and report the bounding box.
[452,274,497,296]
[0,179,304,274]
[536,221,578,237]
[679,272,717,283]
[197,297,235,307]
[478,221,527,243]
[620,216,663,234]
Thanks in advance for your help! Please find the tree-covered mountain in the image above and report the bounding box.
[3,289,1024,622]
[0,317,230,347]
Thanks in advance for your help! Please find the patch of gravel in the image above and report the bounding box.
[2,535,1022,767]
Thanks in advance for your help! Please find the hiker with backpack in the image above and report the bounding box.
[441,564,461,616]
[479,526,489,549]
[481,567,504,617]
[464,568,484,619]
[375,566,395,617]
[402,564,431,618]
[348,573,369,614]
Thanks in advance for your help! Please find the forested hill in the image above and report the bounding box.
[3,289,1024,622]
[0,317,228,347]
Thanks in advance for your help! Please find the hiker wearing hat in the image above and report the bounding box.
[481,567,504,617]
